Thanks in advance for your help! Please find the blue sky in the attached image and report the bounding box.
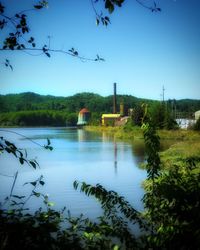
[0,0,200,100]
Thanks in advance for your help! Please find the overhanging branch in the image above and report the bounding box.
[0,47,105,62]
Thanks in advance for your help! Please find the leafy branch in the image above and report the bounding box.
[0,136,40,169]
[21,175,55,210]
[5,175,45,209]
[1,43,105,62]
[0,128,54,210]
[0,1,105,69]
[91,0,161,26]
[0,129,53,152]
[73,181,146,230]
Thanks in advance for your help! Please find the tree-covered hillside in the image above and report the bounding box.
[0,92,147,113]
[1,92,199,114]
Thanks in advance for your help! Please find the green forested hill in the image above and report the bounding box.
[0,92,66,112]
[0,92,150,113]
[0,92,200,113]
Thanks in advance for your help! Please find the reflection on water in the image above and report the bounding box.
[0,127,148,218]
[114,141,118,174]
[131,140,146,165]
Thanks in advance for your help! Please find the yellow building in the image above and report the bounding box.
[101,114,121,126]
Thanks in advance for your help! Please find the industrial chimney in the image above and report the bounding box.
[113,82,117,114]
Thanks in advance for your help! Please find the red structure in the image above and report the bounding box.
[77,108,91,126]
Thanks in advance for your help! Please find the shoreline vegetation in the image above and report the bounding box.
[0,110,77,127]
[85,125,200,141]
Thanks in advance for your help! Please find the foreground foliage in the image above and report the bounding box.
[144,158,200,249]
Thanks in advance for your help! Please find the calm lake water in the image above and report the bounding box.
[0,127,147,218]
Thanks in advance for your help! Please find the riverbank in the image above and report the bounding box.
[160,140,200,168]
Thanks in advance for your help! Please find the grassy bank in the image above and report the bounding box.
[85,125,200,141]
[160,141,200,168]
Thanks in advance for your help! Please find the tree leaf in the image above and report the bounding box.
[105,0,114,14]
[9,64,13,71]
[96,18,99,26]
[39,180,45,186]
[45,52,50,57]
[105,16,110,23]
[33,191,40,197]
[29,160,36,169]
[47,138,50,145]
[30,181,37,186]
[34,5,43,9]
[0,3,5,14]
[19,157,24,165]
[47,202,55,207]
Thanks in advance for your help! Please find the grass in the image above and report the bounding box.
[160,141,200,169]
[158,129,200,141]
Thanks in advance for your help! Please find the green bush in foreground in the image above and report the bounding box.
[143,157,200,249]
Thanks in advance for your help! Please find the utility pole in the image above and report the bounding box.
[162,85,165,102]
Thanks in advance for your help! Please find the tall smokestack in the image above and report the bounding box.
[113,82,117,114]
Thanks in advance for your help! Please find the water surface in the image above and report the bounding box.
[0,127,147,218]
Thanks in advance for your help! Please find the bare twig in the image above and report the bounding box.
[0,129,45,148]
[9,171,18,201]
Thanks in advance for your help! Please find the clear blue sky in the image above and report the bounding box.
[0,0,200,100]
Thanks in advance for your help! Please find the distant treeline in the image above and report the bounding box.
[0,92,199,126]
[0,110,77,127]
